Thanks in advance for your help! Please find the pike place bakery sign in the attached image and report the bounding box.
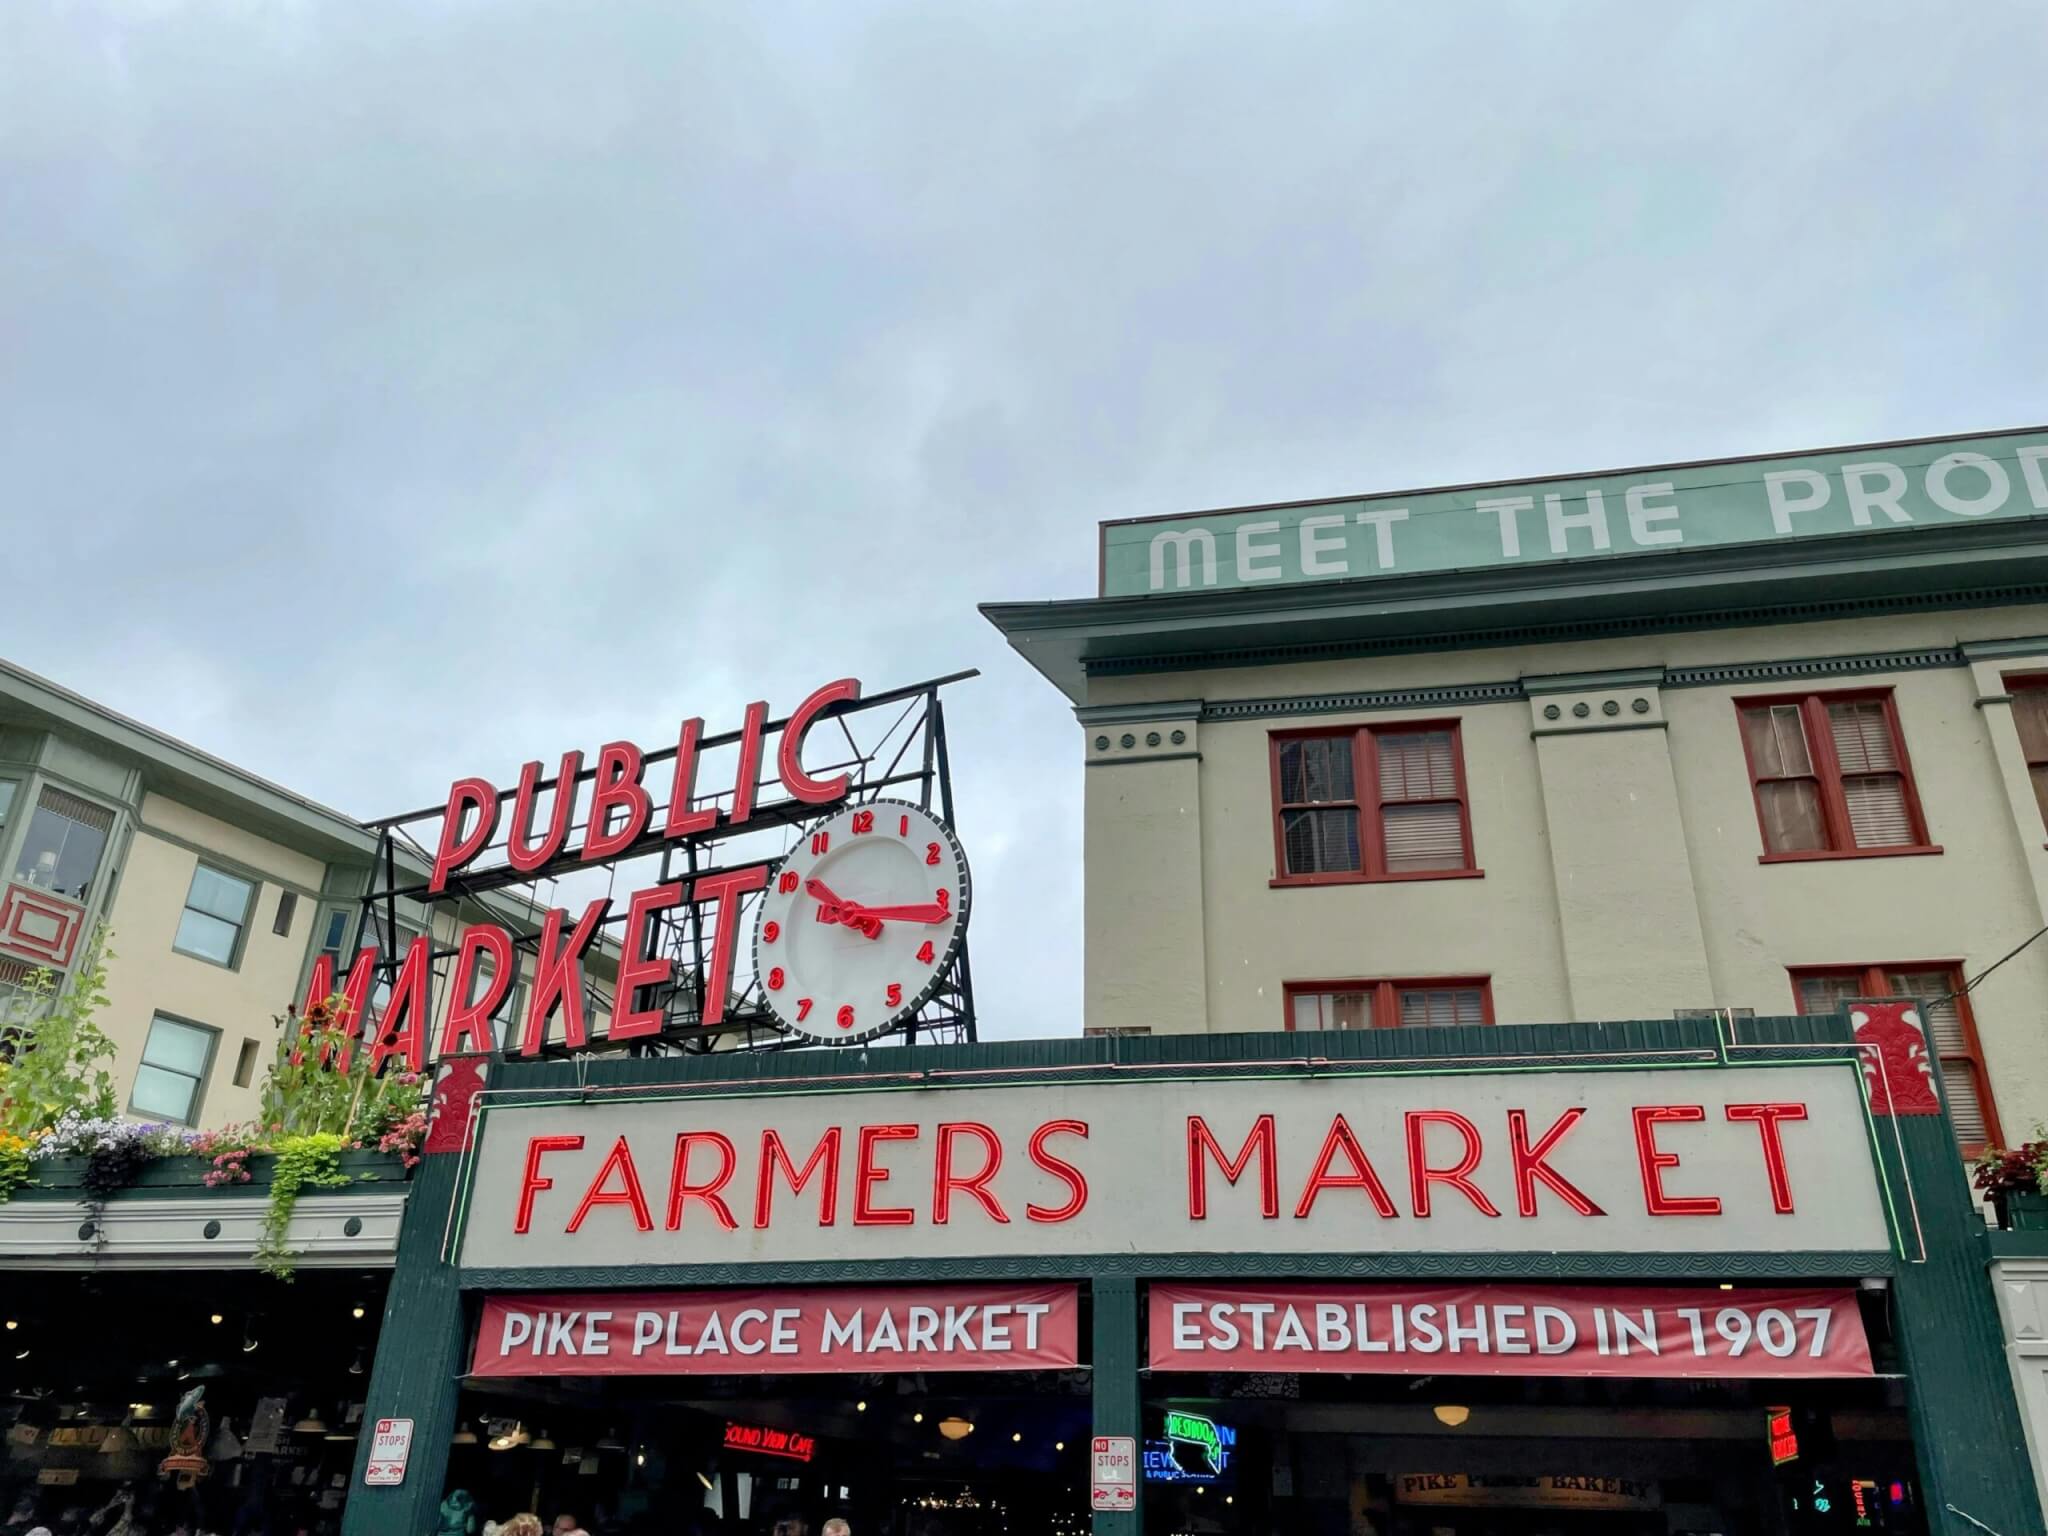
[455,1063,1889,1269]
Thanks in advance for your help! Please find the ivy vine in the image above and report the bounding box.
[255,1132,353,1280]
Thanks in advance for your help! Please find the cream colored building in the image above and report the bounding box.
[987,426,2048,1159]
[0,658,613,1132]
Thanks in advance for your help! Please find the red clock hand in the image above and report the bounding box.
[804,877,881,939]
[804,878,845,907]
[847,903,951,923]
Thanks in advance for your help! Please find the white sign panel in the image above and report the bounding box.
[363,1418,414,1487]
[456,1065,1888,1271]
[1092,1436,1138,1511]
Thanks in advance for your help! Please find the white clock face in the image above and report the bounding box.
[752,798,970,1044]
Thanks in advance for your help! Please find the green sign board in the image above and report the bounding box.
[1099,428,2048,598]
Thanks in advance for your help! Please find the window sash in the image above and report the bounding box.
[1287,980,1490,1030]
[1741,693,1922,854]
[10,786,113,900]
[0,779,15,827]
[1275,725,1472,880]
[134,1016,217,1125]
[1792,964,1994,1150]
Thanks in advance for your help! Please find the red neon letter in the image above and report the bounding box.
[1406,1110,1502,1218]
[777,678,862,805]
[755,1127,842,1228]
[1026,1120,1089,1223]
[520,898,612,1056]
[666,1131,738,1231]
[664,717,719,838]
[515,1134,585,1234]
[690,863,768,1025]
[1632,1105,1722,1216]
[367,933,433,1076]
[1187,1114,1278,1220]
[1293,1114,1397,1219]
[440,924,514,1057]
[506,752,584,874]
[727,701,768,828]
[295,946,377,1071]
[430,777,499,892]
[1725,1102,1808,1214]
[1508,1107,1605,1218]
[934,1122,1010,1224]
[854,1124,919,1225]
[582,741,652,862]
[608,881,685,1042]
[567,1136,653,1233]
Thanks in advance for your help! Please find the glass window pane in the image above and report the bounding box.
[1283,807,1360,875]
[1757,780,1828,852]
[130,1064,197,1122]
[1381,802,1467,871]
[1741,705,1811,778]
[1291,993,1323,1031]
[187,866,253,924]
[1884,973,1965,1053]
[1278,740,1305,803]
[1843,775,1913,847]
[1377,732,1457,801]
[1797,973,1864,1015]
[1398,988,1486,1028]
[174,909,240,965]
[2013,688,2048,762]
[143,1016,215,1075]
[1827,700,1899,773]
[1940,1065,1989,1146]
[11,788,112,901]
[0,780,14,825]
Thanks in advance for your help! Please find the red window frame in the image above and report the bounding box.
[1733,689,1937,862]
[1269,721,1480,886]
[2003,672,2048,840]
[1789,961,2000,1153]
[1282,978,1496,1031]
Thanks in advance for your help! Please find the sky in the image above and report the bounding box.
[2,2,2045,1040]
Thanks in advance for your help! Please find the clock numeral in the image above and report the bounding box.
[837,1004,856,1030]
[811,831,831,856]
[766,967,786,991]
[886,983,903,1008]
[935,887,951,912]
[925,841,942,866]
[778,870,799,894]
[796,997,813,1021]
[762,920,780,944]
[851,810,875,835]
[916,940,935,965]
[898,814,909,836]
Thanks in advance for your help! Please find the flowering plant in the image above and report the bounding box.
[0,1131,36,1201]
[32,1110,175,1198]
[1974,1134,2048,1198]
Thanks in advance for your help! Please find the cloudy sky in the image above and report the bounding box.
[3,3,2044,1039]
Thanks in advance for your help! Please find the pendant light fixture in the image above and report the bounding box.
[937,1417,974,1441]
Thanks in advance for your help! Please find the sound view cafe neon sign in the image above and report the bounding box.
[723,1421,815,1463]
[295,678,867,1073]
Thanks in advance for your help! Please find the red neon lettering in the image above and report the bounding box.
[726,700,769,828]
[515,1134,585,1234]
[1293,1114,1397,1219]
[1405,1110,1502,1218]
[1026,1120,1089,1223]
[582,741,652,862]
[1724,1102,1808,1214]
[777,678,862,804]
[755,1128,842,1228]
[663,717,719,838]
[520,898,611,1056]
[608,882,685,1042]
[666,1131,739,1232]
[366,933,433,1075]
[933,1122,1010,1224]
[294,946,376,1071]
[506,752,584,874]
[1632,1105,1722,1216]
[690,864,768,1026]
[430,777,499,893]
[567,1135,653,1233]
[854,1124,919,1225]
[1187,1114,1278,1220]
[440,924,514,1057]
[1507,1107,1605,1218]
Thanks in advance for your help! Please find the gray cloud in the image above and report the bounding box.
[2,1,2044,1037]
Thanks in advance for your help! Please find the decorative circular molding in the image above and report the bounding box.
[1602,699,1621,717]
[1119,733,1136,749]
[76,1221,96,1241]
[1145,731,1161,747]
[1572,702,1591,718]
[202,1220,222,1240]
[1094,735,1110,751]
[1542,704,1561,720]
[343,1216,364,1238]
[1170,729,1187,745]
[1632,697,1651,714]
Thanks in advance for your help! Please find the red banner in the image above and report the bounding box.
[471,1282,1080,1377]
[1149,1282,1872,1379]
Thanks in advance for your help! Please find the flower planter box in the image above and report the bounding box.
[2004,1192,2048,1231]
[17,1148,411,1200]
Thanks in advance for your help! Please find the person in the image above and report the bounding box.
[501,1518,544,1536]
[822,1520,850,1536]
[551,1518,589,1536]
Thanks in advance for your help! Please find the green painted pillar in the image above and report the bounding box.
[342,1113,471,1534]
[1092,1274,1145,1536]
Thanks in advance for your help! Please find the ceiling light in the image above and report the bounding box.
[209,1314,223,1326]
[1195,1487,1205,1496]
[938,1417,973,1441]
[856,1400,866,1412]
[3,1320,15,1331]
[14,1350,28,1361]
[348,1348,366,1376]
[529,1429,557,1452]
[293,1411,328,1435]
[451,1426,479,1446]
[489,1424,528,1452]
[1719,1283,1735,1291]
[1432,1404,1471,1428]
[324,1429,358,1442]
[595,1430,625,1452]
[635,1451,646,1467]
[1055,1442,1064,1451]
[1225,1496,1234,1505]
[697,1472,714,1491]
[1011,1432,1022,1443]
[912,1412,924,1424]
[352,1306,366,1320]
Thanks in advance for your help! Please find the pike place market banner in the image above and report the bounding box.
[1148,1282,1872,1379]
[455,1065,1889,1270]
[1099,427,2048,596]
[470,1283,1079,1377]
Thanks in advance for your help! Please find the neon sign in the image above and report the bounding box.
[1766,1405,1798,1466]
[1144,1413,1235,1483]
[723,1421,816,1463]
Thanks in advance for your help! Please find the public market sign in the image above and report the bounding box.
[1395,1473,1660,1513]
[455,1063,1888,1270]
[1099,427,2048,596]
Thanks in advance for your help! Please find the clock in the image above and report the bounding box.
[752,797,970,1044]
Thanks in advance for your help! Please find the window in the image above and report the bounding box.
[358,911,422,1013]
[1286,979,1493,1031]
[1792,963,1997,1152]
[10,786,114,901]
[316,907,353,976]
[1272,724,1475,882]
[1737,692,1930,858]
[272,889,298,937]
[2006,676,2048,833]
[173,865,256,967]
[130,1014,219,1125]
[0,779,15,831]
[232,1037,261,1089]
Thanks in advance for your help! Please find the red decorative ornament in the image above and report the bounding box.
[1849,1000,1942,1117]
[424,1055,491,1156]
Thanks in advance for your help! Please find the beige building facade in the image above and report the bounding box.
[0,659,608,1132]
[988,426,2048,1159]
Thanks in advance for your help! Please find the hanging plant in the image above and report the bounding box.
[255,1132,353,1280]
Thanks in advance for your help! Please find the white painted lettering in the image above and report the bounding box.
[1355,507,1409,568]
[631,1312,662,1356]
[2021,447,2048,510]
[1533,1306,1576,1354]
[1444,1303,1488,1352]
[582,1311,611,1355]
[664,1311,692,1355]
[1273,1305,1312,1351]
[1016,1301,1049,1351]
[1315,1302,1350,1351]
[981,1305,1012,1352]
[1299,514,1350,577]
[1927,451,2011,516]
[944,1306,977,1353]
[1407,1304,1442,1353]
[1172,1302,1202,1352]
[1241,1301,1275,1349]
[866,1309,903,1352]
[1477,497,1532,559]
[906,1305,939,1353]
[499,1312,534,1357]
[1493,1304,1529,1354]
[696,1311,730,1356]
[771,1308,800,1355]
[1149,528,1218,591]
[730,1308,768,1355]
[543,1313,577,1356]
[1355,1302,1388,1353]
[1839,461,1911,525]
[1625,482,1682,546]
[1764,470,1830,534]
[1235,521,1284,582]
[821,1309,862,1354]
[1545,490,1611,555]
